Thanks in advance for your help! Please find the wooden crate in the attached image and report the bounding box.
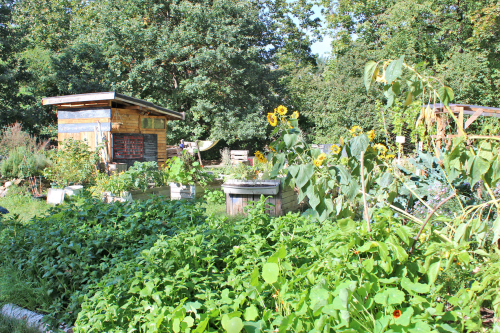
[223,180,299,216]
[230,150,249,165]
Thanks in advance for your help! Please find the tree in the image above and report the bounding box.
[10,0,321,146]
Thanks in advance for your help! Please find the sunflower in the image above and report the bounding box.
[287,121,293,129]
[385,154,395,159]
[317,153,327,162]
[291,111,299,119]
[276,105,288,115]
[349,126,362,137]
[368,130,375,141]
[373,143,388,155]
[254,151,267,164]
[267,113,278,126]
[393,310,402,319]
[313,159,323,167]
[331,144,341,154]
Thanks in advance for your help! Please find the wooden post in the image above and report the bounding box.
[456,106,465,136]
[436,113,446,149]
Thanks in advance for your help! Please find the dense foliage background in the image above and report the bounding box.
[1,0,500,149]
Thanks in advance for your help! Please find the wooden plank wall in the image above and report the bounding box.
[111,108,167,164]
[57,105,113,161]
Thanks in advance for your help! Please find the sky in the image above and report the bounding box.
[302,4,333,56]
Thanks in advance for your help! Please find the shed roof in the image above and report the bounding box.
[42,92,184,120]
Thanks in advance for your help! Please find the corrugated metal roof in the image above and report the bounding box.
[42,92,184,120]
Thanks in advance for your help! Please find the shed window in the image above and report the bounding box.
[141,117,165,129]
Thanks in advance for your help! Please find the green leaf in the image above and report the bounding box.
[348,134,370,159]
[338,218,356,234]
[401,277,430,294]
[377,173,393,188]
[250,267,260,287]
[469,156,490,187]
[385,56,404,84]
[364,61,379,92]
[276,245,287,259]
[427,259,441,285]
[261,263,279,284]
[373,288,405,306]
[394,307,414,326]
[193,318,209,333]
[335,165,351,185]
[437,86,454,106]
[492,215,500,245]
[283,134,298,148]
[224,317,244,333]
[296,164,314,189]
[243,320,264,333]
[244,306,259,321]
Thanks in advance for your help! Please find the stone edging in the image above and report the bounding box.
[1,303,73,333]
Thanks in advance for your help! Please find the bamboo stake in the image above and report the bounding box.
[360,151,371,234]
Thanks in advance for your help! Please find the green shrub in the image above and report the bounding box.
[0,196,205,327]
[0,147,49,179]
[74,200,482,332]
[43,138,100,185]
[203,189,225,204]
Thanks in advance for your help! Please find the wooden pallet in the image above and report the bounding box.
[230,150,249,165]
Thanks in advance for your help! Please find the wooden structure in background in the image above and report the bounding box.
[429,104,500,148]
[42,92,184,167]
[230,150,249,165]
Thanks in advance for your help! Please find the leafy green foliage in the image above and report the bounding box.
[167,152,212,186]
[0,146,49,179]
[92,161,168,196]
[4,0,320,145]
[203,189,225,205]
[0,196,205,327]
[73,200,481,332]
[43,138,99,186]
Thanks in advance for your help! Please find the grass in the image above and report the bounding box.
[0,185,49,222]
[0,312,41,333]
[0,264,51,314]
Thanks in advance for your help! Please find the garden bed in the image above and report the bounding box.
[170,180,223,200]
[222,180,298,216]
[103,185,171,203]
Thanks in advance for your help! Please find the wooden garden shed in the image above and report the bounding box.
[42,92,184,167]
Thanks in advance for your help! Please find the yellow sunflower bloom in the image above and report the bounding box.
[349,126,362,137]
[267,113,278,126]
[331,144,341,154]
[385,154,396,159]
[368,130,375,141]
[287,121,293,129]
[276,105,288,115]
[291,111,299,119]
[373,143,388,155]
[254,151,267,163]
[313,159,323,167]
[317,153,327,162]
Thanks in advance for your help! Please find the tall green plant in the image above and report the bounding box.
[43,138,100,185]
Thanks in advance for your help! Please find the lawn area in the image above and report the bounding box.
[0,186,49,222]
[0,312,40,333]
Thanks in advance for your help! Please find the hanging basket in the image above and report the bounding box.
[111,122,123,130]
[111,110,124,130]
